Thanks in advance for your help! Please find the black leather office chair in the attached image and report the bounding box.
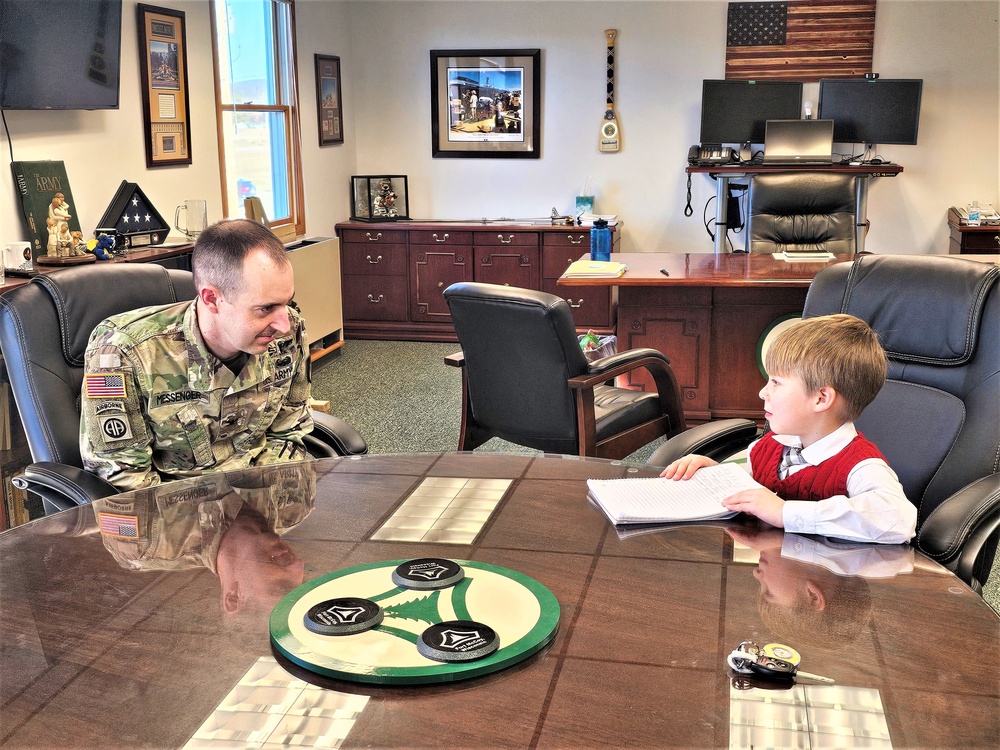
[748,172,858,254]
[443,282,686,459]
[649,255,1000,592]
[0,264,366,515]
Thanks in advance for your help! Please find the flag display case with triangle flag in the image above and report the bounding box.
[95,180,170,251]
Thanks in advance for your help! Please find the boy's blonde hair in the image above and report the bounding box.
[765,314,886,421]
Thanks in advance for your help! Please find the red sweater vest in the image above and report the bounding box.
[749,433,887,502]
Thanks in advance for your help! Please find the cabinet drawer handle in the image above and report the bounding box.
[366,254,382,264]
[497,234,514,244]
[566,299,584,309]
[567,257,575,264]
[433,233,450,242]
[367,294,384,303]
[567,235,584,245]
[365,232,382,242]
[437,281,444,288]
[995,235,999,245]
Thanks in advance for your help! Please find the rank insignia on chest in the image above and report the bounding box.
[85,372,127,398]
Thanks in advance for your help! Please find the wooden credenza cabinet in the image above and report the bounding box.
[335,221,618,341]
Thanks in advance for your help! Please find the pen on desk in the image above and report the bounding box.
[659,268,670,277]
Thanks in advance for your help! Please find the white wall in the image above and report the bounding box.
[2,1,997,256]
[0,1,223,248]
[341,0,1000,254]
[293,0,356,238]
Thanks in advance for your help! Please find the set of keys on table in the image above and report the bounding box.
[726,640,834,684]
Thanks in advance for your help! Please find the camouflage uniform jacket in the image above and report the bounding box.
[80,300,313,491]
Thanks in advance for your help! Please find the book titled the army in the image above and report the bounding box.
[11,160,83,264]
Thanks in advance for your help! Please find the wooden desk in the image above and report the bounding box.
[687,164,903,254]
[561,253,1000,424]
[562,252,854,423]
[1,454,996,748]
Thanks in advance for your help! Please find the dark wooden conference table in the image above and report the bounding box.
[2,453,998,749]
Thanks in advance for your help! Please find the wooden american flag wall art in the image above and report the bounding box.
[725,0,876,82]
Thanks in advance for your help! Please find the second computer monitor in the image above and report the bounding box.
[818,78,923,145]
[700,79,803,145]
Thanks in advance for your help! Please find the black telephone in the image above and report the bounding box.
[688,144,737,166]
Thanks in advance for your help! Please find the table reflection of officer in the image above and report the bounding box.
[729,527,913,646]
[93,461,316,616]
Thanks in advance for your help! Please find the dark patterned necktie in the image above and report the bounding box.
[778,446,807,479]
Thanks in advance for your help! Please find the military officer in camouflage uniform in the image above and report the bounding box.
[80,219,313,491]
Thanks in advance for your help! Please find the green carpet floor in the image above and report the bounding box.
[312,339,999,613]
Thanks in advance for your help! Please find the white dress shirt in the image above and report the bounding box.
[746,423,918,544]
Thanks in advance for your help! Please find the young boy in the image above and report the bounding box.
[661,314,916,544]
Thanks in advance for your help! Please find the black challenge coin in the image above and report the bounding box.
[391,558,465,590]
[417,620,499,663]
[304,597,384,636]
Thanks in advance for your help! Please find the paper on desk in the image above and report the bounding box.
[587,463,762,524]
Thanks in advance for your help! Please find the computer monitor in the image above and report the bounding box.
[818,78,923,145]
[699,80,803,145]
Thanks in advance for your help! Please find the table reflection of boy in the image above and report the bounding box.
[93,462,315,617]
[728,527,912,647]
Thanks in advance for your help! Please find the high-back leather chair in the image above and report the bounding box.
[748,172,858,254]
[443,282,686,459]
[0,264,365,514]
[650,255,1000,592]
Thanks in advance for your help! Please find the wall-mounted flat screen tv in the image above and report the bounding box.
[0,0,123,110]
[700,80,803,145]
[818,78,923,145]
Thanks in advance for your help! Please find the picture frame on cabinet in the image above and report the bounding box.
[136,4,192,168]
[315,54,344,146]
[430,49,540,159]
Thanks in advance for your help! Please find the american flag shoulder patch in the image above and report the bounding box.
[85,372,127,399]
[98,512,139,538]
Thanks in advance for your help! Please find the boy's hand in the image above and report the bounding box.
[722,488,785,528]
[659,454,718,480]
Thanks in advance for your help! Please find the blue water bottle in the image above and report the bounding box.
[590,218,611,262]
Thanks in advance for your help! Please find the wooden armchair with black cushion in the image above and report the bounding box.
[0,264,366,515]
[443,282,686,459]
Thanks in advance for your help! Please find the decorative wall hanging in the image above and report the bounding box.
[430,49,540,158]
[137,4,193,167]
[724,1,876,82]
[315,54,344,146]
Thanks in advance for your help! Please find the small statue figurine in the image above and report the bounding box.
[372,178,398,218]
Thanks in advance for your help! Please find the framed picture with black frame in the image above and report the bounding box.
[136,4,192,168]
[430,49,540,159]
[315,54,344,146]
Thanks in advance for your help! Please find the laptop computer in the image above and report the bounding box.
[762,119,834,165]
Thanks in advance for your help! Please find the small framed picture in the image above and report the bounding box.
[315,54,344,146]
[430,49,540,159]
